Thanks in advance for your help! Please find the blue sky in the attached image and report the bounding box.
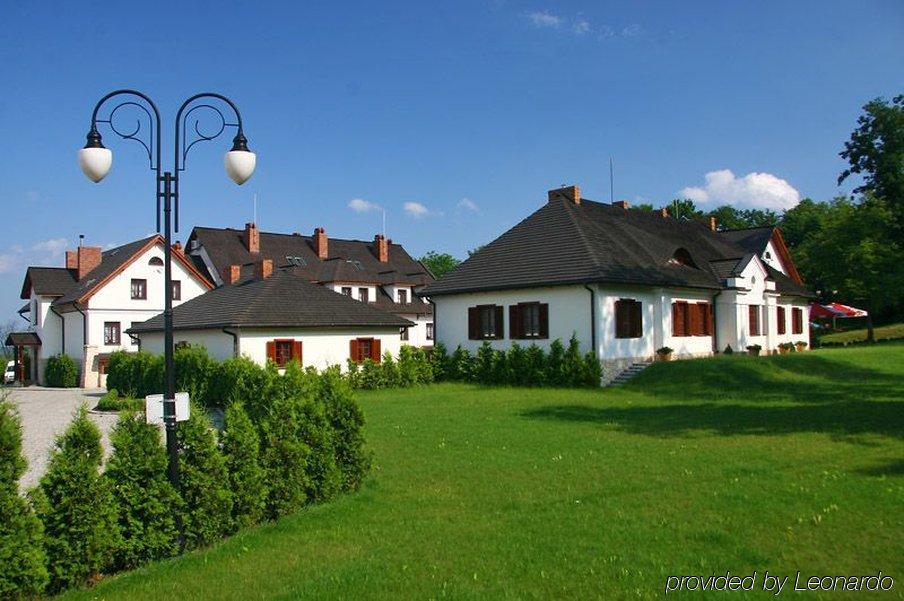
[1,1,902,320]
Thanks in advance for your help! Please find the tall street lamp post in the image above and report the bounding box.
[78,90,256,486]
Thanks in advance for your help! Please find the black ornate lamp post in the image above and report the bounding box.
[79,90,256,486]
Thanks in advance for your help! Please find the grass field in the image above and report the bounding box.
[62,344,904,600]
[819,322,904,345]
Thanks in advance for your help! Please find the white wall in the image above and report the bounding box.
[762,239,786,275]
[433,285,594,354]
[139,326,403,371]
[401,315,433,348]
[327,282,378,302]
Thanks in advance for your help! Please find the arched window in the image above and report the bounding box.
[669,248,697,268]
[148,257,164,266]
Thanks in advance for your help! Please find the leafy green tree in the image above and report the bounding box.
[222,402,267,529]
[104,412,181,569]
[0,396,48,597]
[778,198,830,249]
[33,406,119,593]
[838,95,904,229]
[419,251,461,279]
[793,195,903,341]
[176,404,233,549]
[634,202,654,211]
[667,198,703,221]
[467,245,486,257]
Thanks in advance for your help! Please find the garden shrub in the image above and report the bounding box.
[174,345,215,406]
[524,344,548,387]
[381,352,401,388]
[429,342,449,381]
[412,347,435,384]
[176,403,233,550]
[319,368,371,491]
[106,351,163,398]
[581,350,603,386]
[0,396,48,597]
[44,354,78,388]
[104,412,181,569]
[32,406,119,593]
[94,389,143,412]
[396,346,417,387]
[562,335,584,387]
[255,389,312,519]
[448,346,472,381]
[208,355,274,408]
[546,339,566,386]
[506,343,528,385]
[358,359,384,390]
[297,397,342,503]
[475,342,496,384]
[222,402,267,529]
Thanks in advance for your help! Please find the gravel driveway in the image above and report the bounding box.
[4,387,119,491]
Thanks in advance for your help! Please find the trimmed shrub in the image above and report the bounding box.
[506,343,528,385]
[581,351,602,386]
[319,368,371,491]
[104,412,181,570]
[94,389,143,412]
[33,406,119,593]
[0,396,48,597]
[380,352,401,388]
[546,339,566,386]
[429,342,449,381]
[44,354,78,388]
[255,390,312,519]
[106,351,163,399]
[209,356,274,408]
[174,345,215,406]
[297,397,342,503]
[562,335,584,387]
[449,346,472,382]
[176,404,233,549]
[358,359,384,390]
[475,342,496,384]
[396,346,417,387]
[412,347,435,384]
[222,402,267,530]
[524,344,548,387]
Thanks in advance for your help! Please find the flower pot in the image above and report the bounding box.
[657,352,672,362]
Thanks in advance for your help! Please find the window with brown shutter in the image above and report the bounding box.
[469,305,504,339]
[104,322,121,345]
[672,302,688,336]
[792,308,803,334]
[350,337,381,363]
[615,299,642,339]
[777,306,786,335]
[509,302,549,339]
[268,339,301,368]
[131,279,147,300]
[749,305,761,336]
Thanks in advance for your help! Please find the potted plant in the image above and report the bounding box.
[746,344,762,357]
[795,341,807,352]
[656,346,673,361]
[778,342,794,354]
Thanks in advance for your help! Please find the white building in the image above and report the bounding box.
[186,223,435,348]
[17,236,213,386]
[130,261,411,370]
[422,186,813,383]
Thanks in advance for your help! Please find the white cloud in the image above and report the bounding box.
[621,24,642,37]
[573,19,590,35]
[0,237,71,274]
[679,169,801,211]
[403,202,430,218]
[526,10,561,28]
[348,198,381,213]
[456,198,480,213]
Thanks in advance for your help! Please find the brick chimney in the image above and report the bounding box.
[76,246,102,279]
[222,264,241,285]
[172,240,183,254]
[548,185,581,205]
[254,258,273,280]
[374,234,389,263]
[65,250,78,270]
[244,222,260,253]
[612,200,630,209]
[660,207,669,218]
[313,227,328,259]
[709,216,717,232]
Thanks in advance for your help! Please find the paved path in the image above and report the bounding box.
[4,387,118,491]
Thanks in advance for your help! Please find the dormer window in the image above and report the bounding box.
[669,248,697,268]
[398,289,408,304]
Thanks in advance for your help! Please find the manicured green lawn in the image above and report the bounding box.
[819,322,904,345]
[63,344,903,600]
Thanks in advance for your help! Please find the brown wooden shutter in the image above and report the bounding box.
[371,338,382,362]
[494,305,504,339]
[777,307,786,335]
[749,305,759,335]
[707,303,714,336]
[631,301,642,338]
[672,302,688,337]
[692,304,704,336]
[350,339,360,363]
[468,307,478,340]
[539,303,549,339]
[293,341,302,365]
[266,341,276,363]
[509,305,522,339]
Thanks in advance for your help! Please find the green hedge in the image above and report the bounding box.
[44,354,78,388]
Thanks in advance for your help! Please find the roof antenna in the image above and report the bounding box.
[252,193,259,227]
[79,234,84,247]
[609,157,614,204]
[382,208,386,238]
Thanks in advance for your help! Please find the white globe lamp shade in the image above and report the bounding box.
[224,150,256,185]
[78,146,113,183]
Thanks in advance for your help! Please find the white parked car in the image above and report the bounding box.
[4,360,15,384]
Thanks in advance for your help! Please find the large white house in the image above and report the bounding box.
[183,222,435,347]
[421,186,813,383]
[16,236,213,386]
[130,260,412,370]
